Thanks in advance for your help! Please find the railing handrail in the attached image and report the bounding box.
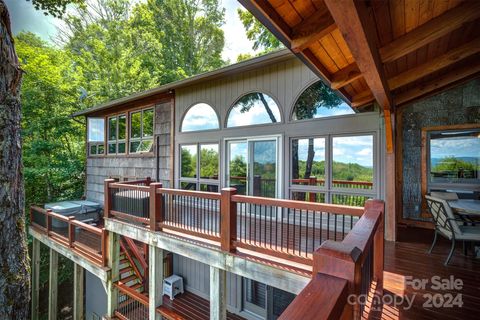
[30,205,108,267]
[281,199,384,320]
[109,183,150,191]
[231,194,365,216]
[114,281,149,306]
[157,187,221,200]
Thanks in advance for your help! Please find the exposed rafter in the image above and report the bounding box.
[290,7,336,53]
[395,62,480,105]
[388,38,480,90]
[324,0,393,109]
[379,1,480,63]
[331,63,362,90]
[351,90,374,108]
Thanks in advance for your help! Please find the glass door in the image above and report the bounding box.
[227,137,279,198]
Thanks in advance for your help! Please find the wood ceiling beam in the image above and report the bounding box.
[239,0,334,86]
[395,62,480,105]
[331,63,362,90]
[388,38,480,90]
[324,0,393,109]
[290,7,336,53]
[351,90,374,108]
[324,0,393,152]
[380,1,480,63]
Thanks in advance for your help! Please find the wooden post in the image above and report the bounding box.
[149,182,163,231]
[367,200,385,293]
[149,245,164,320]
[48,248,59,320]
[312,242,362,320]
[31,238,40,320]
[106,232,120,316]
[46,209,52,236]
[104,178,116,219]
[210,266,227,320]
[73,264,84,320]
[68,216,75,248]
[220,188,237,253]
[309,176,317,202]
[101,228,108,267]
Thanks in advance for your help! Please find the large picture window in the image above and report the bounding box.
[181,103,219,132]
[130,108,154,153]
[180,143,219,192]
[108,114,126,154]
[88,118,105,156]
[292,81,354,120]
[290,134,375,207]
[427,127,480,188]
[226,92,281,127]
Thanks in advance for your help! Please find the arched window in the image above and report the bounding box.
[227,92,281,127]
[292,81,354,120]
[181,103,219,132]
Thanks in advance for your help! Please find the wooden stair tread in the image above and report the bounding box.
[121,274,138,283]
[130,282,143,291]
[119,266,133,274]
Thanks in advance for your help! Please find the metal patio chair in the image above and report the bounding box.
[425,195,480,265]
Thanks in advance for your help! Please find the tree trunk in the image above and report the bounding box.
[258,93,277,123]
[0,1,30,319]
[304,138,315,179]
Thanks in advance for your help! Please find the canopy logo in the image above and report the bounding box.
[348,275,463,311]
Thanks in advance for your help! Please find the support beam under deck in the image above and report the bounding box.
[48,249,59,320]
[210,266,227,320]
[149,246,164,320]
[73,264,84,320]
[31,238,40,320]
[107,232,120,317]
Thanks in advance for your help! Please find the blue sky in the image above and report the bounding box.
[431,135,480,159]
[5,0,257,62]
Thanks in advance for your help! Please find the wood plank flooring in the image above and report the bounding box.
[369,227,480,320]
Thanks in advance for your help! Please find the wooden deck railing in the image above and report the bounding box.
[279,199,384,320]
[105,179,366,266]
[114,281,148,320]
[30,206,108,267]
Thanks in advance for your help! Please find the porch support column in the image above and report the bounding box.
[149,245,164,320]
[106,232,120,317]
[31,238,40,320]
[210,266,227,320]
[48,249,59,320]
[73,263,84,320]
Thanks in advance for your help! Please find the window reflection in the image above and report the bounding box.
[181,145,197,178]
[429,129,480,184]
[291,138,326,186]
[332,135,374,189]
[200,144,219,180]
[227,92,281,127]
[292,81,354,120]
[181,103,219,132]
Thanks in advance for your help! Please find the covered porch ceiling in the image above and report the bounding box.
[239,0,480,151]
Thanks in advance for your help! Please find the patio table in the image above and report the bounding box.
[448,200,480,216]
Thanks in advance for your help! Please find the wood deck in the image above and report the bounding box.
[370,227,480,320]
[159,291,245,320]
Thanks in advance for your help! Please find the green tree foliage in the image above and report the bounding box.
[135,0,226,83]
[431,156,479,179]
[237,9,281,51]
[60,0,164,104]
[17,32,85,207]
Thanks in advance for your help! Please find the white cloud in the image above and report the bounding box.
[221,1,258,62]
[356,148,372,156]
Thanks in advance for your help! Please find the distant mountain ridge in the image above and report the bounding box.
[431,157,479,167]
